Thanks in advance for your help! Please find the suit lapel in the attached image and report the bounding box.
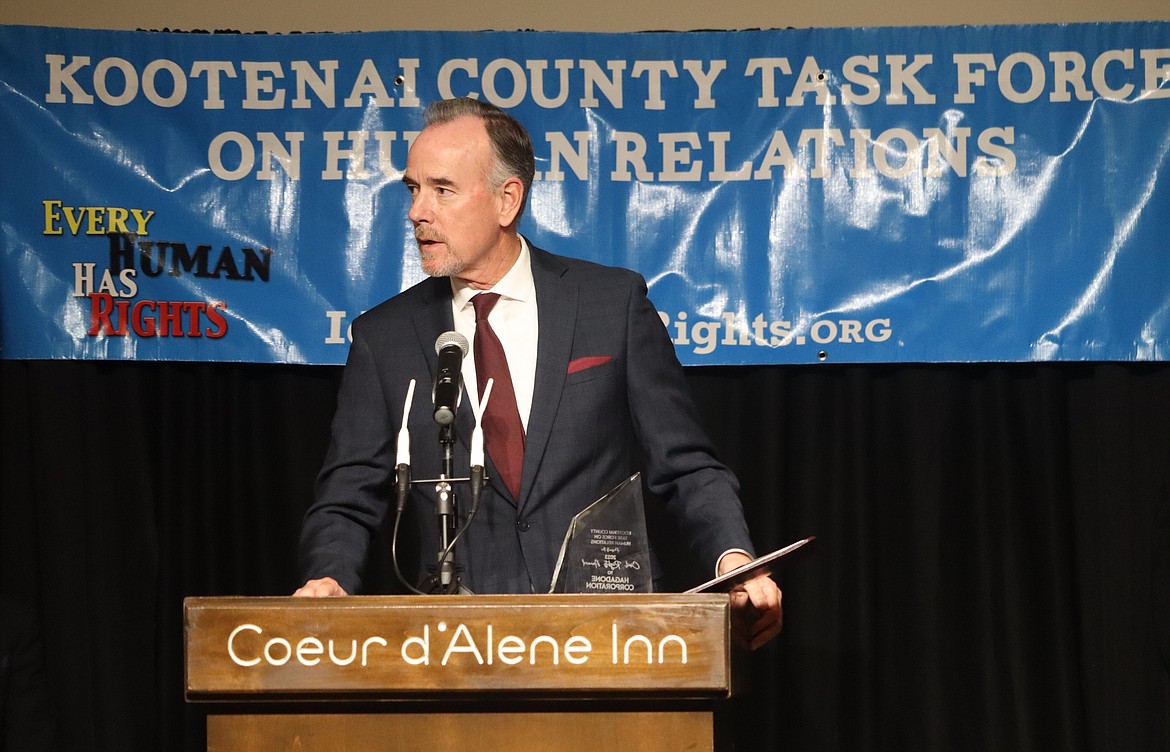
[519,247,576,511]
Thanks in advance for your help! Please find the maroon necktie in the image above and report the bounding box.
[471,293,525,500]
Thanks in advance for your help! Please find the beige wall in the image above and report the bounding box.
[1,0,1167,33]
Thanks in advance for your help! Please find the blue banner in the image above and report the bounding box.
[1,23,1168,364]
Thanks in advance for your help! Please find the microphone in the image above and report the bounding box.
[432,331,468,426]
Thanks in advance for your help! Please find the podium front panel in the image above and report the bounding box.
[185,594,732,700]
[208,710,717,752]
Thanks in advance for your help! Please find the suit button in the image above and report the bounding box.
[516,520,530,532]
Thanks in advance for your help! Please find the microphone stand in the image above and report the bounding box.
[388,376,467,595]
[393,375,493,596]
[432,424,459,593]
[421,379,494,595]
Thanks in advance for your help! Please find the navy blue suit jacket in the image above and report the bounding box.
[299,244,755,594]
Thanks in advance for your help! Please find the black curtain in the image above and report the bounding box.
[2,359,1168,751]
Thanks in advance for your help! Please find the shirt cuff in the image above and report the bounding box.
[715,548,754,576]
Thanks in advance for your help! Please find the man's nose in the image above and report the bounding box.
[408,193,430,224]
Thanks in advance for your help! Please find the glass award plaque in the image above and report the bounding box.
[549,473,653,594]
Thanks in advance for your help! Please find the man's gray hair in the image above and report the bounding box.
[423,98,536,223]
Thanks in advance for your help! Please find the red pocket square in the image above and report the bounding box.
[567,355,613,374]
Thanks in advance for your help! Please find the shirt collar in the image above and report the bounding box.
[450,235,534,311]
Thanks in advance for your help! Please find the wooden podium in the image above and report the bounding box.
[185,594,740,751]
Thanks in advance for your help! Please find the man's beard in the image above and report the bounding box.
[417,235,465,278]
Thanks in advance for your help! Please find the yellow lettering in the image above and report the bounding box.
[64,206,86,235]
[131,208,155,235]
[43,200,64,235]
[107,207,130,234]
[86,207,107,235]
[38,203,156,236]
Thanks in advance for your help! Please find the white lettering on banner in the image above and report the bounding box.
[71,263,138,299]
[204,131,423,181]
[43,49,1168,113]
[437,58,726,109]
[433,50,1170,108]
[208,132,305,181]
[320,130,414,180]
[953,48,1170,103]
[1139,49,1170,100]
[608,126,1015,182]
[44,55,422,109]
[659,311,894,356]
[197,125,1014,182]
[44,47,1125,183]
[541,131,590,180]
[324,311,352,344]
[746,54,936,106]
[224,621,685,669]
[322,309,895,353]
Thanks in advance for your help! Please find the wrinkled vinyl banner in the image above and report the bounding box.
[1,23,1168,365]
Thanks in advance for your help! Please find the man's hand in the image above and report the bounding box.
[293,577,348,597]
[718,552,783,650]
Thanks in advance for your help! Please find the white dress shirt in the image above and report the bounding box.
[449,237,538,431]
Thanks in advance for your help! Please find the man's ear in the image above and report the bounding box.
[498,176,525,227]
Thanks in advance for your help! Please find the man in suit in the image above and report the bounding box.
[296,97,782,649]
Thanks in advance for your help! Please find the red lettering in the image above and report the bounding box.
[159,301,183,336]
[183,301,205,337]
[131,300,157,337]
[205,301,228,338]
[87,295,230,340]
[113,300,130,335]
[87,293,116,336]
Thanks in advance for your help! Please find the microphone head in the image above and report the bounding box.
[432,331,467,427]
[435,331,469,356]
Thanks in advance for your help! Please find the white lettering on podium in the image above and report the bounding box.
[227,623,389,667]
[224,620,684,669]
[441,623,486,665]
[401,624,430,666]
[228,624,262,666]
[611,623,689,664]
